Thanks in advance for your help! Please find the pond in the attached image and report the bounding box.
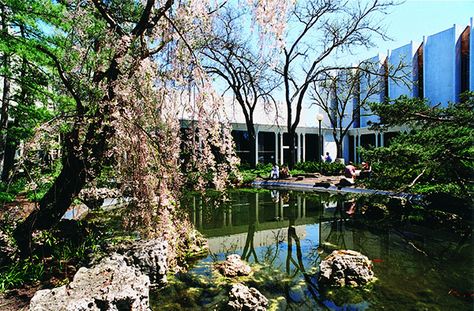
[152,189,473,310]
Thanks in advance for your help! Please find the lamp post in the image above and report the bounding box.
[316,113,324,174]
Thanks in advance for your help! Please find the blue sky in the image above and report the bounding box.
[349,0,473,61]
[219,0,473,126]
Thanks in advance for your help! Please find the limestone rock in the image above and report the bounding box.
[29,255,150,311]
[319,250,374,287]
[117,238,168,287]
[228,283,268,311]
[215,254,251,277]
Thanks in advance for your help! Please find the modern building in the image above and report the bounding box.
[229,18,473,166]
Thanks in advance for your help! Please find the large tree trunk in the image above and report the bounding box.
[245,123,256,168]
[0,5,10,173]
[336,139,343,159]
[248,134,256,168]
[13,145,87,256]
[0,63,9,169]
[287,129,296,169]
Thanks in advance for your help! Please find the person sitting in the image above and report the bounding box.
[270,163,279,179]
[324,152,332,163]
[280,165,290,179]
[359,161,372,179]
[344,161,357,179]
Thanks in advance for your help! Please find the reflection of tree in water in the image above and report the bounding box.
[241,190,260,263]
[324,197,350,250]
[284,193,327,309]
[242,190,290,264]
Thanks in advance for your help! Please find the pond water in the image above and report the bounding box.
[152,189,473,310]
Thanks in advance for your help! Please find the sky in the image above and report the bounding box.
[296,0,473,127]
[347,0,473,62]
[221,0,473,127]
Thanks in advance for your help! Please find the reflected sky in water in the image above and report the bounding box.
[158,189,473,310]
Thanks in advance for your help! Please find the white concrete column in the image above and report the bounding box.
[274,132,278,164]
[302,133,306,162]
[297,133,301,162]
[380,132,384,147]
[255,129,259,166]
[375,131,379,147]
[279,133,284,164]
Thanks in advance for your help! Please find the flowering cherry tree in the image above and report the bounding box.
[10,0,290,260]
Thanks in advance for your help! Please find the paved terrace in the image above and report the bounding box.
[252,175,420,200]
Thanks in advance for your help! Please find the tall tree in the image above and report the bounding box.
[310,59,407,159]
[8,0,288,258]
[276,0,396,169]
[362,93,474,200]
[0,4,56,182]
[201,7,279,168]
[0,4,11,172]
[10,0,195,255]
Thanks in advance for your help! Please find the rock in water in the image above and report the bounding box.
[120,238,168,286]
[215,254,251,277]
[319,250,374,287]
[228,283,268,311]
[29,255,150,311]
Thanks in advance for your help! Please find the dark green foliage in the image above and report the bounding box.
[0,257,45,292]
[239,163,273,184]
[0,220,106,292]
[362,93,474,200]
[0,191,15,203]
[0,178,27,203]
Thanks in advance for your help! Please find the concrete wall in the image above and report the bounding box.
[359,54,385,128]
[388,42,419,99]
[423,25,464,106]
[323,132,337,161]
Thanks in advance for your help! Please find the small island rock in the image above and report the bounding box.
[319,249,374,287]
[215,254,251,277]
[228,283,268,311]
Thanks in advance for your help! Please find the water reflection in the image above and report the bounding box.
[178,189,473,310]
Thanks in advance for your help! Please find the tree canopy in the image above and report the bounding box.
[361,93,474,201]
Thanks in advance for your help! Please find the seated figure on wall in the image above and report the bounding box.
[344,161,357,180]
[270,163,279,179]
[359,162,372,179]
[324,152,332,163]
[280,166,290,179]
